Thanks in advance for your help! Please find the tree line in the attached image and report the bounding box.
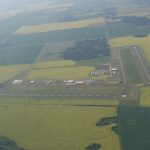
[63,39,110,61]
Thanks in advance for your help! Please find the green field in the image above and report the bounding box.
[35,60,76,69]
[107,21,150,38]
[0,44,43,65]
[37,41,75,61]
[118,106,150,150]
[8,27,106,46]
[107,22,137,38]
[140,86,150,107]
[0,64,29,83]
[0,98,120,150]
[120,48,142,84]
[28,66,94,80]
[76,57,110,69]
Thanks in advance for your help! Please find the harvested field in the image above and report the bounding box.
[14,18,105,35]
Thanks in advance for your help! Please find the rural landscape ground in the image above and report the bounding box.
[0,0,150,150]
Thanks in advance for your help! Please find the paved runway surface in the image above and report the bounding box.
[0,93,120,98]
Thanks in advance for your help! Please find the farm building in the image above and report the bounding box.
[99,64,110,75]
[91,70,101,76]
[111,68,118,76]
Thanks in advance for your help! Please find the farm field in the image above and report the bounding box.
[0,44,43,65]
[0,98,120,150]
[28,66,94,80]
[35,60,76,69]
[74,12,103,20]
[1,1,150,150]
[37,41,75,61]
[9,27,106,46]
[116,6,150,17]
[107,22,137,38]
[118,106,150,150]
[76,57,110,68]
[14,17,105,35]
[107,21,150,38]
[0,2,74,22]
[0,64,29,83]
[140,86,150,107]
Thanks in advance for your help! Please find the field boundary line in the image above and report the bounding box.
[21,43,49,80]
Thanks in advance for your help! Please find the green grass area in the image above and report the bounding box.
[0,97,119,106]
[0,64,29,83]
[120,48,142,84]
[118,106,150,150]
[140,86,150,107]
[76,57,110,69]
[28,66,94,80]
[0,98,120,150]
[0,44,43,65]
[35,60,76,69]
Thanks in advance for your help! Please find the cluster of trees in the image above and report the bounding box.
[85,143,101,150]
[96,117,118,127]
[134,34,148,38]
[0,136,28,150]
[63,39,110,60]
[121,16,150,26]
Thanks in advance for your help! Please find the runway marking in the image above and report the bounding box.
[118,49,127,83]
[0,93,120,98]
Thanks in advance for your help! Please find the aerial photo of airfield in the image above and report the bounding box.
[0,0,150,150]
